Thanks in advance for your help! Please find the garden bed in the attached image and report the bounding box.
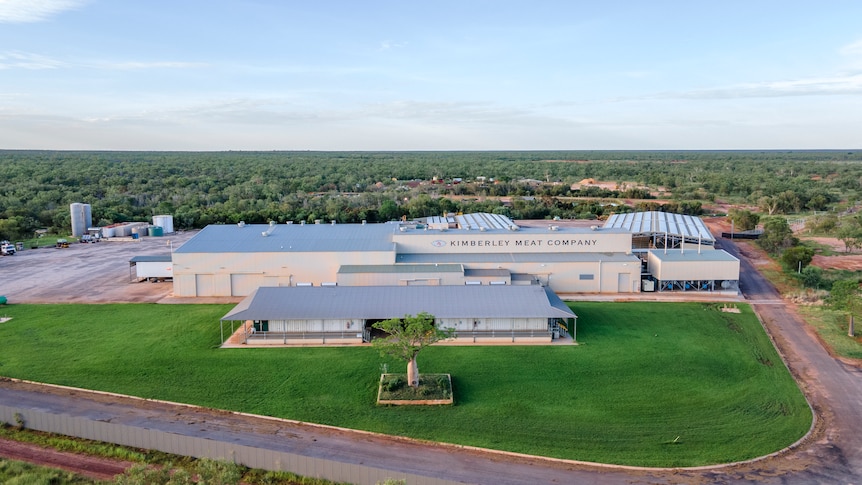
[377,373,453,405]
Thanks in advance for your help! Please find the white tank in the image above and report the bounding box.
[152,215,174,234]
[70,203,92,237]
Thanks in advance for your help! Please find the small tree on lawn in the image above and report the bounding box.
[372,312,455,388]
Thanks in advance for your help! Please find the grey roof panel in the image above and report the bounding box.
[604,211,715,243]
[221,285,576,321]
[129,255,172,263]
[175,222,397,253]
[649,249,739,263]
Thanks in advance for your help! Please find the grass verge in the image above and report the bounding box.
[0,302,811,467]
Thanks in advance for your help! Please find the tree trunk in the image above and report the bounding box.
[407,357,419,387]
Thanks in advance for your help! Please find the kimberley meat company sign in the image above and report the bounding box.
[432,238,601,249]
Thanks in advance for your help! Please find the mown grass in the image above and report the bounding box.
[0,457,101,484]
[0,302,811,467]
[796,306,862,360]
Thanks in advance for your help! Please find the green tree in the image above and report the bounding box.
[728,208,760,231]
[836,215,862,252]
[758,216,797,254]
[799,265,824,289]
[372,312,455,387]
[828,279,860,311]
[780,245,815,272]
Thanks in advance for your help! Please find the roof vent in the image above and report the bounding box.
[479,226,486,232]
[269,221,277,226]
[261,231,268,237]
[286,221,293,225]
[300,221,306,225]
[238,221,246,227]
[362,220,367,225]
[331,220,336,225]
[590,225,599,231]
[314,219,322,225]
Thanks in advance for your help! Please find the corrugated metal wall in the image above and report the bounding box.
[0,404,460,485]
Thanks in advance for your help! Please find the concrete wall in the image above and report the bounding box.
[648,251,740,281]
[0,403,458,485]
[393,229,632,255]
[172,250,394,297]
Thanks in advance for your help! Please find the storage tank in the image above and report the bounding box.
[148,226,164,237]
[152,215,174,234]
[70,203,92,237]
[132,225,149,238]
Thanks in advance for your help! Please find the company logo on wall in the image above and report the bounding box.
[431,240,447,247]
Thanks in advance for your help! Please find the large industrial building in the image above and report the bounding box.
[170,211,739,346]
[172,213,644,297]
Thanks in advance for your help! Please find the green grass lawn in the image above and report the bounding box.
[0,302,811,467]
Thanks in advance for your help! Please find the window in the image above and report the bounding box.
[579,274,595,280]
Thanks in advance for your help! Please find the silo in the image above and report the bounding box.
[152,215,174,234]
[70,203,92,237]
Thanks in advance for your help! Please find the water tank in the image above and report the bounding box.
[70,203,92,237]
[152,215,174,234]
[148,226,164,237]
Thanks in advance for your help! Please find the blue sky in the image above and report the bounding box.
[2,1,861,150]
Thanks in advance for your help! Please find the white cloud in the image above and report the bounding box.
[840,39,862,57]
[672,74,862,99]
[0,0,87,23]
[0,51,206,71]
[98,61,208,70]
[379,40,407,51]
[0,51,65,69]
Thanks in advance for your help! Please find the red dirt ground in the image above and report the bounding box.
[0,437,136,481]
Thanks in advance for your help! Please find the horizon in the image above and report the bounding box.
[2,1,862,151]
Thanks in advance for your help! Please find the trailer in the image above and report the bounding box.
[129,255,173,282]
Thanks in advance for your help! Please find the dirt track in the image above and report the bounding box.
[0,437,134,481]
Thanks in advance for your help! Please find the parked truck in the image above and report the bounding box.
[1,241,15,256]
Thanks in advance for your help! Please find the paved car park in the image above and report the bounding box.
[0,231,198,304]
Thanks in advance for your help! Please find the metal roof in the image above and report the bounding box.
[221,285,576,321]
[175,222,397,253]
[464,268,511,277]
[603,211,715,243]
[424,212,516,231]
[648,249,739,263]
[129,255,172,263]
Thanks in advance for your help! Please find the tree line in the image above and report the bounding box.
[1,149,861,241]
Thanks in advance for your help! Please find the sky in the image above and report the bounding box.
[1,1,862,151]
